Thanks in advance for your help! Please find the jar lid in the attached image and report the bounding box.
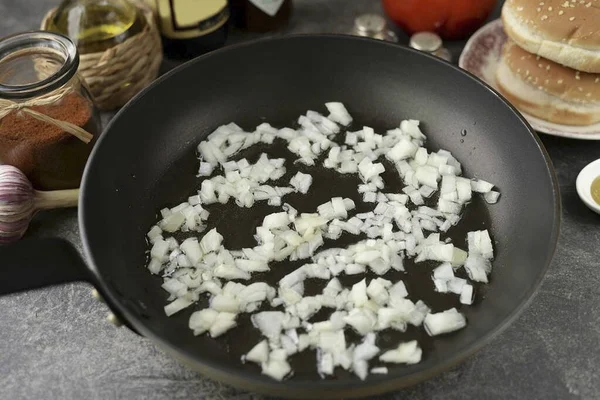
[409,32,443,52]
[354,14,387,37]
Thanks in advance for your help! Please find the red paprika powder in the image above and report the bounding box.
[0,93,96,190]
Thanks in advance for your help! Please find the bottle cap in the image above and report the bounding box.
[353,14,398,42]
[409,32,443,52]
[354,14,387,37]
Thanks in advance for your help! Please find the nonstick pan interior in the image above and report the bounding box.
[80,35,559,398]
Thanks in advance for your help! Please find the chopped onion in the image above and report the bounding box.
[371,367,388,374]
[290,172,313,194]
[325,102,353,126]
[145,102,501,382]
[424,308,466,336]
[379,341,422,364]
[245,340,269,364]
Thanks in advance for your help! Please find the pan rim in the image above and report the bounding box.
[79,34,561,398]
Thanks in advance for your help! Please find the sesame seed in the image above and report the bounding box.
[570,16,576,20]
[538,63,544,68]
[517,68,522,73]
[576,72,581,79]
[522,56,527,60]
[587,93,592,97]
[537,7,542,11]
[541,15,548,19]
[536,56,541,60]
[578,87,584,91]
[546,65,551,71]
[545,79,550,84]
[538,86,544,90]
[595,78,599,83]
[526,70,530,76]
[527,76,533,81]
[549,6,553,10]
[558,79,564,84]
[562,1,569,6]
[586,2,592,6]
[517,6,524,10]
[559,10,565,14]
[540,1,545,4]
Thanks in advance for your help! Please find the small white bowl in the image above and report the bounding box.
[576,159,600,214]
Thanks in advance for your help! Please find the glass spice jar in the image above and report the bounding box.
[0,31,100,191]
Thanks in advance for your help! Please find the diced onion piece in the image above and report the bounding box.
[198,162,214,177]
[484,191,500,204]
[371,367,388,374]
[447,277,467,294]
[344,308,376,335]
[325,102,353,125]
[424,308,466,336]
[210,312,237,337]
[180,238,203,265]
[189,309,218,335]
[261,359,292,381]
[150,239,169,261]
[464,254,490,283]
[387,138,417,161]
[164,297,193,316]
[290,172,313,194]
[210,294,240,313]
[415,165,439,188]
[245,340,269,364]
[379,341,422,364]
[317,351,335,376]
[460,284,474,305]
[252,311,285,342]
[433,262,454,281]
[471,178,494,193]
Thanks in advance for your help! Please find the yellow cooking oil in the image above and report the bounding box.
[46,0,146,54]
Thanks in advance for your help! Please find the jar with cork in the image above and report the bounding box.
[0,32,100,191]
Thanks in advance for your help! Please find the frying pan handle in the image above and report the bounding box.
[0,238,93,295]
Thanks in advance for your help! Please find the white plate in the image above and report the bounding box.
[576,159,600,215]
[459,19,600,140]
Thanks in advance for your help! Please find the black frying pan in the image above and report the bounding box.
[0,35,560,398]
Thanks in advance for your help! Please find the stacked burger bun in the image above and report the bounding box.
[499,0,600,125]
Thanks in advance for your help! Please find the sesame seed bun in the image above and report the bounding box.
[496,40,600,125]
[502,0,600,73]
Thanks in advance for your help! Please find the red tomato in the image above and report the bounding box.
[382,0,498,40]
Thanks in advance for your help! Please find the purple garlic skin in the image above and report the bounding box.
[0,165,35,243]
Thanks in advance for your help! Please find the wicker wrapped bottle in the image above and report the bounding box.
[43,0,162,110]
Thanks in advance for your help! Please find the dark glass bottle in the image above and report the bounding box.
[230,0,292,32]
[145,0,229,59]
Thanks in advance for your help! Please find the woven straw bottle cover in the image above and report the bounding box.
[41,0,163,110]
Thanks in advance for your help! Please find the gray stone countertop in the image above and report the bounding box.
[0,1,599,399]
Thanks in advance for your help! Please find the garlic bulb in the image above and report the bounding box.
[0,165,79,243]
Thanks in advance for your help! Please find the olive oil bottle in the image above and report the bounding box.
[46,0,147,54]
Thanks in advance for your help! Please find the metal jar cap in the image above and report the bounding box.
[409,32,443,52]
[354,14,387,36]
[353,14,398,42]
